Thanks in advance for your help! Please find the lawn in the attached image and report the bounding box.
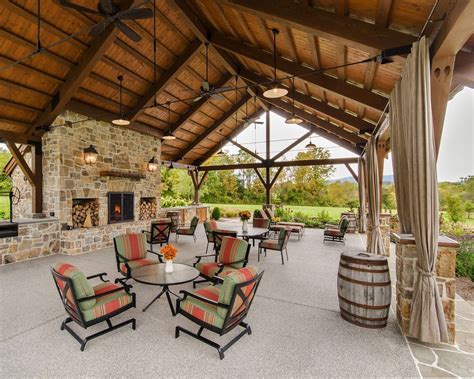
[204,203,349,219]
[0,196,10,220]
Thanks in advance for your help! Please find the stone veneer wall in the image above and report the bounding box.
[10,152,32,219]
[394,233,459,344]
[0,219,60,264]
[43,110,161,225]
[366,213,391,256]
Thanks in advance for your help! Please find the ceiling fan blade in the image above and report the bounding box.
[119,7,153,20]
[202,81,210,91]
[211,94,226,100]
[193,96,203,102]
[213,86,233,94]
[100,0,114,14]
[116,21,141,42]
[59,0,101,15]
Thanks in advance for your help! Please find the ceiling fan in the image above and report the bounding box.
[187,43,232,102]
[240,97,263,127]
[59,0,153,42]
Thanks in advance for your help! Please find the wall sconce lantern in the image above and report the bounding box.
[147,156,158,172]
[83,145,99,165]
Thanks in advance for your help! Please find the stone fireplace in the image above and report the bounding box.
[108,192,134,224]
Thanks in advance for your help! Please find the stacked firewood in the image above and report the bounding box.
[72,201,99,228]
[140,199,156,220]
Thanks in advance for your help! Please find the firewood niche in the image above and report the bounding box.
[99,170,146,180]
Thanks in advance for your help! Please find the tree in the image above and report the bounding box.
[381,184,396,213]
[464,201,474,219]
[445,196,464,223]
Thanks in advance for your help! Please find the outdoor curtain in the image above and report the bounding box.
[389,37,448,343]
[358,157,367,233]
[366,136,384,255]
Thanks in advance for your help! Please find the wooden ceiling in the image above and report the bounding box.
[0,0,469,165]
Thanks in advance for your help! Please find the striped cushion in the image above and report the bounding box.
[81,282,132,322]
[195,262,240,279]
[114,234,147,262]
[180,286,224,328]
[53,263,95,311]
[217,266,258,318]
[218,237,248,268]
[324,229,344,237]
[177,227,194,235]
[260,239,281,250]
[120,258,158,274]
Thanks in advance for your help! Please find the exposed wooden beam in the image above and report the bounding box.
[240,68,375,132]
[228,139,265,161]
[271,131,313,161]
[66,100,163,139]
[0,131,40,145]
[199,157,359,171]
[128,39,201,124]
[430,0,474,156]
[5,141,34,184]
[210,33,388,112]
[262,97,366,144]
[214,0,415,55]
[170,73,233,133]
[30,23,117,134]
[0,117,31,131]
[345,163,358,183]
[253,168,267,187]
[175,94,251,160]
[31,142,43,213]
[269,166,284,188]
[269,106,363,155]
[193,108,266,165]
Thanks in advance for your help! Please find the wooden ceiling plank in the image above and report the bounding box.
[210,33,387,111]
[0,55,64,85]
[214,0,415,55]
[30,23,118,133]
[233,8,258,45]
[281,26,299,62]
[375,0,393,28]
[128,39,202,124]
[0,99,42,113]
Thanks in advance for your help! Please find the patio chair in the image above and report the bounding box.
[323,217,349,244]
[51,263,136,351]
[270,223,304,240]
[212,229,238,254]
[113,233,161,283]
[143,218,171,253]
[203,220,218,254]
[176,216,199,242]
[248,218,270,246]
[258,226,292,265]
[193,235,249,287]
[176,266,264,359]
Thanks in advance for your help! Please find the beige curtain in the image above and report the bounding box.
[390,37,448,343]
[366,136,384,255]
[358,157,367,233]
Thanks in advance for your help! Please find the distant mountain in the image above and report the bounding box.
[329,175,394,184]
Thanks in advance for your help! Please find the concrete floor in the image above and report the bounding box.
[0,223,420,377]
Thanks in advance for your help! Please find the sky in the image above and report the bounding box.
[223,87,474,182]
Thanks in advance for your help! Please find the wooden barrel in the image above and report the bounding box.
[337,251,391,328]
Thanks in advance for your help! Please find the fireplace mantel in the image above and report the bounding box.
[99,170,146,180]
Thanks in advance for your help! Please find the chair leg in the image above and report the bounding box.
[258,247,260,262]
[194,235,197,243]
[205,242,209,254]
[280,250,284,265]
[286,248,289,261]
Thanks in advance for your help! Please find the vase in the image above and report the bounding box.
[165,260,173,273]
[242,219,248,232]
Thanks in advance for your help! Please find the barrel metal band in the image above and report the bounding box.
[339,263,389,273]
[338,294,390,310]
[338,273,391,286]
[341,256,388,266]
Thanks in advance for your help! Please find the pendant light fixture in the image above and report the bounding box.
[263,29,288,99]
[147,156,158,172]
[112,75,130,126]
[285,78,303,124]
[305,136,316,150]
[162,102,176,140]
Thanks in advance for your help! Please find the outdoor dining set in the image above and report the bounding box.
[50,209,303,359]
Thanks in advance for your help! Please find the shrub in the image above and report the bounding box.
[346,200,358,212]
[445,196,464,223]
[222,209,238,218]
[253,209,262,219]
[317,210,331,224]
[211,207,221,220]
[456,251,474,281]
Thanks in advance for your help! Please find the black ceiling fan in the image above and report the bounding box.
[59,0,153,42]
[186,43,233,102]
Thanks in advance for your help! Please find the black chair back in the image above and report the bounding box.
[212,229,238,254]
[51,268,85,326]
[149,219,171,244]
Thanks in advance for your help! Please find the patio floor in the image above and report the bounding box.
[0,223,427,377]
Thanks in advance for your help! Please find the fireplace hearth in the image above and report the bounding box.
[108,192,134,224]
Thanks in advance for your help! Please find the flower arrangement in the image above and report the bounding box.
[160,244,177,261]
[239,210,252,221]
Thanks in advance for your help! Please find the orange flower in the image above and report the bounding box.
[239,210,251,221]
[160,244,177,261]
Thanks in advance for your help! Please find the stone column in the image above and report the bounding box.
[393,233,459,343]
[367,213,391,256]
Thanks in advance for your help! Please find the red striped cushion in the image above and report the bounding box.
[81,282,132,322]
[260,239,281,250]
[218,237,248,267]
[180,286,224,328]
[114,234,147,262]
[53,263,96,311]
[195,262,240,278]
[120,258,158,274]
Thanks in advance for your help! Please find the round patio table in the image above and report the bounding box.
[131,263,199,315]
[216,223,268,240]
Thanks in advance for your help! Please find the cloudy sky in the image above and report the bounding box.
[224,87,473,182]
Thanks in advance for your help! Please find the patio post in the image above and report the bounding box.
[265,110,271,204]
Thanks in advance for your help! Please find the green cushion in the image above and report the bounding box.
[53,263,96,311]
[81,282,132,322]
[180,286,224,328]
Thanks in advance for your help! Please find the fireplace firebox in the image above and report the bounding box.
[108,192,134,224]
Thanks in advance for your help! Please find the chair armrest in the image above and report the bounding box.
[78,283,134,302]
[86,272,108,282]
[179,290,228,309]
[219,258,246,266]
[193,253,218,267]
[212,276,224,284]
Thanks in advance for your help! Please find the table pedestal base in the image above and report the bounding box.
[143,285,179,315]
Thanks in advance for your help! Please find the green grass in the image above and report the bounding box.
[0,196,10,220]
[204,203,349,219]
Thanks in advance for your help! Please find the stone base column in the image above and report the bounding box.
[393,233,459,344]
[367,213,391,256]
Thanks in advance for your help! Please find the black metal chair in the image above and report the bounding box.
[176,266,264,359]
[258,226,292,265]
[323,217,349,243]
[176,216,199,242]
[144,218,172,253]
[203,220,218,254]
[51,263,136,351]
